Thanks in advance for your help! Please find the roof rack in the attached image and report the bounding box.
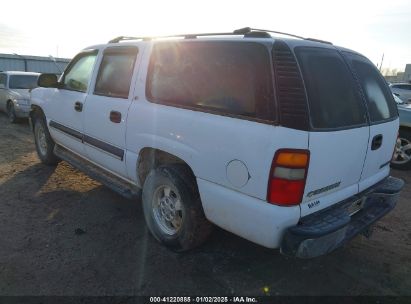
[108,27,332,45]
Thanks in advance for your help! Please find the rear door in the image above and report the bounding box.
[294,47,370,217]
[344,53,399,191]
[83,46,140,178]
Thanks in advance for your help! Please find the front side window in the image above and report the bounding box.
[9,75,38,89]
[348,55,397,123]
[63,51,98,92]
[94,47,138,99]
[296,47,367,129]
[146,41,273,120]
[0,74,6,88]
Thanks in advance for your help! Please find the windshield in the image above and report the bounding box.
[9,75,39,89]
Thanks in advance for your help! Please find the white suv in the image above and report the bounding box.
[29,28,403,258]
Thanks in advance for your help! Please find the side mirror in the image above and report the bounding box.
[38,73,59,88]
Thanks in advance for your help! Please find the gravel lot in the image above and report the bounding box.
[0,113,410,296]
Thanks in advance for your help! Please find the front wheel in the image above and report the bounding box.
[391,129,411,170]
[7,102,17,123]
[142,165,213,251]
[33,117,60,166]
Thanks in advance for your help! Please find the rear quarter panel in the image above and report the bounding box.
[125,43,309,201]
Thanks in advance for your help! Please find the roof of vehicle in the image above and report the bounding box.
[83,27,364,62]
[1,71,40,76]
[85,27,344,50]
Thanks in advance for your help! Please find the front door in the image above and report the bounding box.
[47,50,98,156]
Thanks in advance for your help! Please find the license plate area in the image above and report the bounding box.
[347,198,364,216]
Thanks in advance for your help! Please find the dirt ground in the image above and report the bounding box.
[0,113,410,296]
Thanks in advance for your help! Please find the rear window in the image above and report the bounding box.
[146,41,274,121]
[9,75,38,89]
[295,47,367,129]
[346,54,397,123]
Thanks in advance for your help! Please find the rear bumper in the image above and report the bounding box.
[280,176,404,258]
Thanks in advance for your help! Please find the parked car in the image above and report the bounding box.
[0,71,40,123]
[29,28,403,258]
[391,93,411,169]
[390,83,411,104]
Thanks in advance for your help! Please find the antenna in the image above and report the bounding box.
[48,55,63,73]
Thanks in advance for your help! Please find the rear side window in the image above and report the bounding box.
[296,47,367,129]
[146,41,273,120]
[94,47,138,99]
[348,55,397,123]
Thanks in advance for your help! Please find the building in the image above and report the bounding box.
[404,64,411,83]
[384,65,411,84]
[0,53,70,75]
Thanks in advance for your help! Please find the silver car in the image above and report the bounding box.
[390,83,411,104]
[392,94,411,169]
[0,71,40,123]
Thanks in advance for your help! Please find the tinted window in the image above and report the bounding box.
[0,74,6,87]
[94,47,138,99]
[392,84,411,90]
[296,47,366,129]
[9,75,38,89]
[63,51,97,92]
[351,59,397,122]
[147,42,273,120]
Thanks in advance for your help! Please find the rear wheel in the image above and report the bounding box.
[142,165,213,251]
[7,102,17,123]
[33,116,60,166]
[391,128,411,170]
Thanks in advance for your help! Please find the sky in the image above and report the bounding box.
[0,0,410,72]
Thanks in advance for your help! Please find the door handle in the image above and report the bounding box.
[110,111,122,123]
[74,101,83,112]
[371,134,383,150]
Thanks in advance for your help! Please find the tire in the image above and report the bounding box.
[142,165,213,251]
[33,115,60,166]
[7,102,17,123]
[391,128,411,170]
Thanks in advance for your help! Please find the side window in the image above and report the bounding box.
[63,51,98,92]
[94,47,138,99]
[350,58,397,122]
[146,41,273,120]
[0,74,6,88]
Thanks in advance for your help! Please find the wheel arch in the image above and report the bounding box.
[29,105,46,132]
[136,147,198,189]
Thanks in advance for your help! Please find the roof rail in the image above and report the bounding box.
[108,27,332,45]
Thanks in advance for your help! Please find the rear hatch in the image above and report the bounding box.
[289,46,398,217]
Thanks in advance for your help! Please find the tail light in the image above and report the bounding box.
[267,149,310,206]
